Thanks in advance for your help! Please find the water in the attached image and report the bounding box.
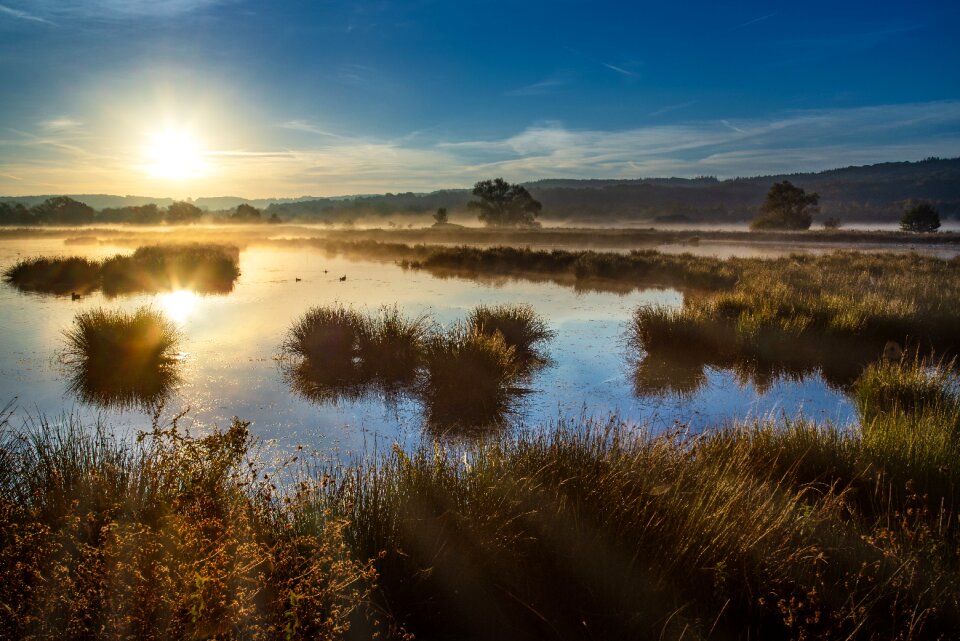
[0,237,856,457]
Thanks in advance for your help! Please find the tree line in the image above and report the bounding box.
[0,197,281,226]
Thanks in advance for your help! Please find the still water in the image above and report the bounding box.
[0,238,855,457]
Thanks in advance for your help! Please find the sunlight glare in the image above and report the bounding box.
[159,289,198,324]
[145,129,208,180]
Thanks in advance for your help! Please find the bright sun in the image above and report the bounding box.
[145,129,208,180]
[159,289,198,324]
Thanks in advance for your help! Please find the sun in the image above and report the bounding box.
[158,289,198,324]
[145,128,208,180]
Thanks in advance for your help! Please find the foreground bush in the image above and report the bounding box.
[62,307,181,410]
[0,414,378,640]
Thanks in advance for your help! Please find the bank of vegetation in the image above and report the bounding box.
[3,355,960,639]
[3,243,240,295]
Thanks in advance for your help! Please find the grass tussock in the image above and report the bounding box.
[3,243,240,297]
[2,256,102,295]
[282,304,550,430]
[420,324,525,432]
[0,413,379,640]
[467,303,554,360]
[62,307,182,410]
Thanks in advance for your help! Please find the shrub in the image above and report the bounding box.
[900,200,941,233]
[357,305,431,388]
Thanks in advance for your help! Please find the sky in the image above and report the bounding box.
[0,0,958,198]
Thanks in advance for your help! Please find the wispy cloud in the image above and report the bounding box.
[25,0,225,20]
[649,100,698,117]
[506,73,575,96]
[2,101,959,197]
[730,12,776,31]
[0,4,55,25]
[275,120,347,139]
[602,62,635,77]
[39,118,83,133]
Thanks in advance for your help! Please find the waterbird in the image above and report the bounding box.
[339,275,347,282]
[295,277,301,282]
[71,292,81,300]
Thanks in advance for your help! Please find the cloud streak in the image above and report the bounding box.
[0,4,55,25]
[2,101,959,197]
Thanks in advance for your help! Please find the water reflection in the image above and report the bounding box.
[62,307,183,410]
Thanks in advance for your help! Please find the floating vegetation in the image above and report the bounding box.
[3,243,240,297]
[62,307,182,410]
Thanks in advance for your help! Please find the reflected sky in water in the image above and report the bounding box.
[0,238,856,458]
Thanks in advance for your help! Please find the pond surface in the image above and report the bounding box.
[0,238,856,457]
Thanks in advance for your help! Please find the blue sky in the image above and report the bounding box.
[0,0,958,197]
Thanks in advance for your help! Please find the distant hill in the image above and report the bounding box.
[2,157,958,225]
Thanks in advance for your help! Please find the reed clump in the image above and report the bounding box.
[62,307,182,410]
[420,325,525,431]
[467,303,555,359]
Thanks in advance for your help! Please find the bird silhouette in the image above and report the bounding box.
[339,275,347,282]
[71,292,81,300]
[295,277,301,282]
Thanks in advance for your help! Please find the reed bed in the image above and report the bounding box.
[4,357,960,639]
[3,243,240,296]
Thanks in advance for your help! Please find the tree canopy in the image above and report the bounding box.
[900,200,941,233]
[467,178,542,227]
[750,181,819,230]
[31,196,95,225]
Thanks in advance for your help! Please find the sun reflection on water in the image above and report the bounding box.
[158,289,198,324]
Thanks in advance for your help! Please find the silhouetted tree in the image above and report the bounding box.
[433,207,449,224]
[0,201,34,225]
[823,216,841,229]
[751,181,818,230]
[31,196,95,225]
[467,178,542,227]
[232,203,261,220]
[900,200,940,233]
[166,201,203,224]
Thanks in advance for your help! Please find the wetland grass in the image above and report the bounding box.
[315,366,960,640]
[62,307,182,410]
[420,325,526,432]
[2,243,240,296]
[466,303,554,360]
[0,413,378,640]
[5,357,960,639]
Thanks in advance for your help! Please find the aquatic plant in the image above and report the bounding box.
[62,307,182,410]
[357,305,432,389]
[282,304,365,372]
[3,244,241,296]
[420,324,525,432]
[466,303,554,359]
[3,255,101,295]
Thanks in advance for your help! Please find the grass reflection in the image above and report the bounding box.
[281,304,552,434]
